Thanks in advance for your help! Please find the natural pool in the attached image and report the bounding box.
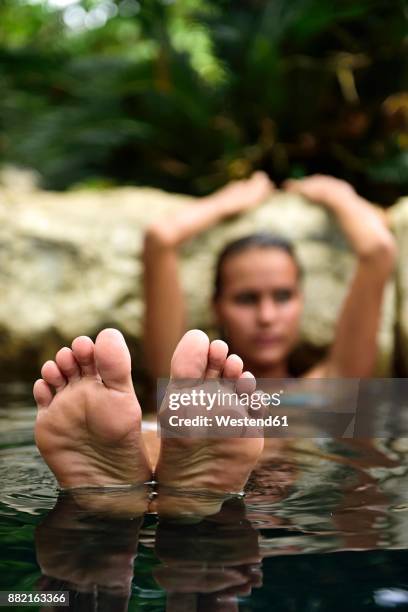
[2,382,408,611]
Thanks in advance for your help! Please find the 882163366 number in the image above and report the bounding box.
[0,592,69,607]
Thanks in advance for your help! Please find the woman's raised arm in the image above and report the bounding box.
[143,172,274,379]
[284,175,396,378]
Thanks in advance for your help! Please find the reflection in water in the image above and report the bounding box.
[36,494,142,611]
[2,384,408,610]
[154,498,262,610]
[35,495,261,611]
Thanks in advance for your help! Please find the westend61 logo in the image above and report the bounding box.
[168,389,283,411]
[159,385,289,436]
[159,379,408,439]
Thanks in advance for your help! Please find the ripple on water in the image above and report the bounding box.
[0,445,57,516]
[3,385,408,611]
[2,384,408,550]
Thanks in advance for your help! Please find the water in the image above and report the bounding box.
[2,383,408,611]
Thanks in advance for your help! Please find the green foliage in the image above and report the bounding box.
[0,0,406,203]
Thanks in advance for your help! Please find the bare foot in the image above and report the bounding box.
[155,330,264,516]
[206,171,274,216]
[33,329,152,497]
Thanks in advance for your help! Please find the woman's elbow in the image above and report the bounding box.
[361,234,397,275]
[144,223,177,251]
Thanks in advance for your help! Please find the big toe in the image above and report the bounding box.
[94,328,133,392]
[170,329,210,380]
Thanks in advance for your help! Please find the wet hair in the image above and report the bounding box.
[213,232,302,300]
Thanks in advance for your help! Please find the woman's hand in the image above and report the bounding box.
[146,171,274,250]
[205,171,275,216]
[283,174,355,206]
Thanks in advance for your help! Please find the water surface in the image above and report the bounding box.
[2,383,408,611]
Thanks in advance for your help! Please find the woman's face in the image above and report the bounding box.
[213,247,303,371]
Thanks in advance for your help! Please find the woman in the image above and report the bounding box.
[143,173,396,380]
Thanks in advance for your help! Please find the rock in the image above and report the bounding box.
[0,170,398,379]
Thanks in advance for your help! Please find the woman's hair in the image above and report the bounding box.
[213,232,302,300]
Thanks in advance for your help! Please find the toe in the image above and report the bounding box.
[236,371,256,395]
[71,336,97,377]
[41,361,67,392]
[205,339,229,379]
[223,354,244,379]
[170,329,210,380]
[94,328,133,392]
[33,379,53,409]
[56,347,80,381]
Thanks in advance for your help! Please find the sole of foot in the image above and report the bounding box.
[33,328,151,516]
[154,330,264,518]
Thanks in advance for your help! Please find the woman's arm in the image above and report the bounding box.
[143,172,273,379]
[284,175,396,378]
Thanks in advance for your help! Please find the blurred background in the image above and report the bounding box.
[0,0,407,202]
